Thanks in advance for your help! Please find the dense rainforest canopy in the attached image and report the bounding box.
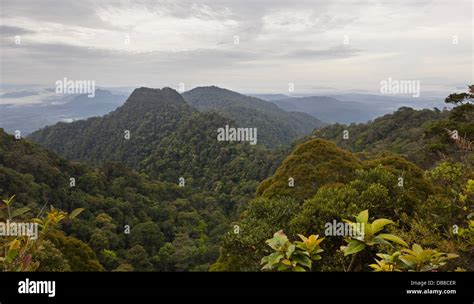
[1,86,472,272]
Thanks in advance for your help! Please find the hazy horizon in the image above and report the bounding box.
[0,83,452,107]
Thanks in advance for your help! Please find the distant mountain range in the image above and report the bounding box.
[271,96,376,124]
[2,86,325,146]
[1,86,449,136]
[251,93,447,124]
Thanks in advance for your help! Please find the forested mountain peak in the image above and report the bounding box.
[29,87,281,194]
[116,86,194,116]
[29,87,195,168]
[127,87,185,105]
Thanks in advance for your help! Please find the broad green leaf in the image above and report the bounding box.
[295,242,307,251]
[412,244,423,254]
[363,223,371,236]
[401,248,415,255]
[376,234,408,247]
[292,266,306,272]
[399,255,417,267]
[281,259,292,266]
[371,219,394,234]
[266,230,289,251]
[417,249,435,262]
[369,263,380,270]
[277,263,291,271]
[69,208,85,219]
[374,237,390,246]
[343,239,366,256]
[286,244,295,258]
[262,253,283,267]
[356,210,369,224]
[292,254,312,268]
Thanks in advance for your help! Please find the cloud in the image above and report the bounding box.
[0,25,35,36]
[0,0,471,94]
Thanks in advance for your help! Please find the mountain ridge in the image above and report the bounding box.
[182,86,325,147]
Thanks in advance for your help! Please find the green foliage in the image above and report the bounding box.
[152,243,176,271]
[314,103,474,168]
[129,221,164,256]
[258,211,460,273]
[425,162,464,187]
[141,111,280,195]
[213,196,301,271]
[0,196,91,272]
[99,249,120,271]
[113,263,134,272]
[33,240,71,272]
[336,209,408,272]
[313,107,448,168]
[369,252,402,272]
[422,163,473,230]
[261,230,324,272]
[457,218,473,245]
[340,210,408,257]
[370,244,459,272]
[257,138,363,201]
[0,129,235,272]
[126,245,153,272]
[444,85,474,105]
[291,164,425,241]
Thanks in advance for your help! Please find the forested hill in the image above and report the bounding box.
[29,87,283,194]
[29,87,194,168]
[182,86,326,147]
[213,136,473,272]
[312,105,474,168]
[0,128,248,271]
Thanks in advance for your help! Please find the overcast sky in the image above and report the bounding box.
[0,0,472,94]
